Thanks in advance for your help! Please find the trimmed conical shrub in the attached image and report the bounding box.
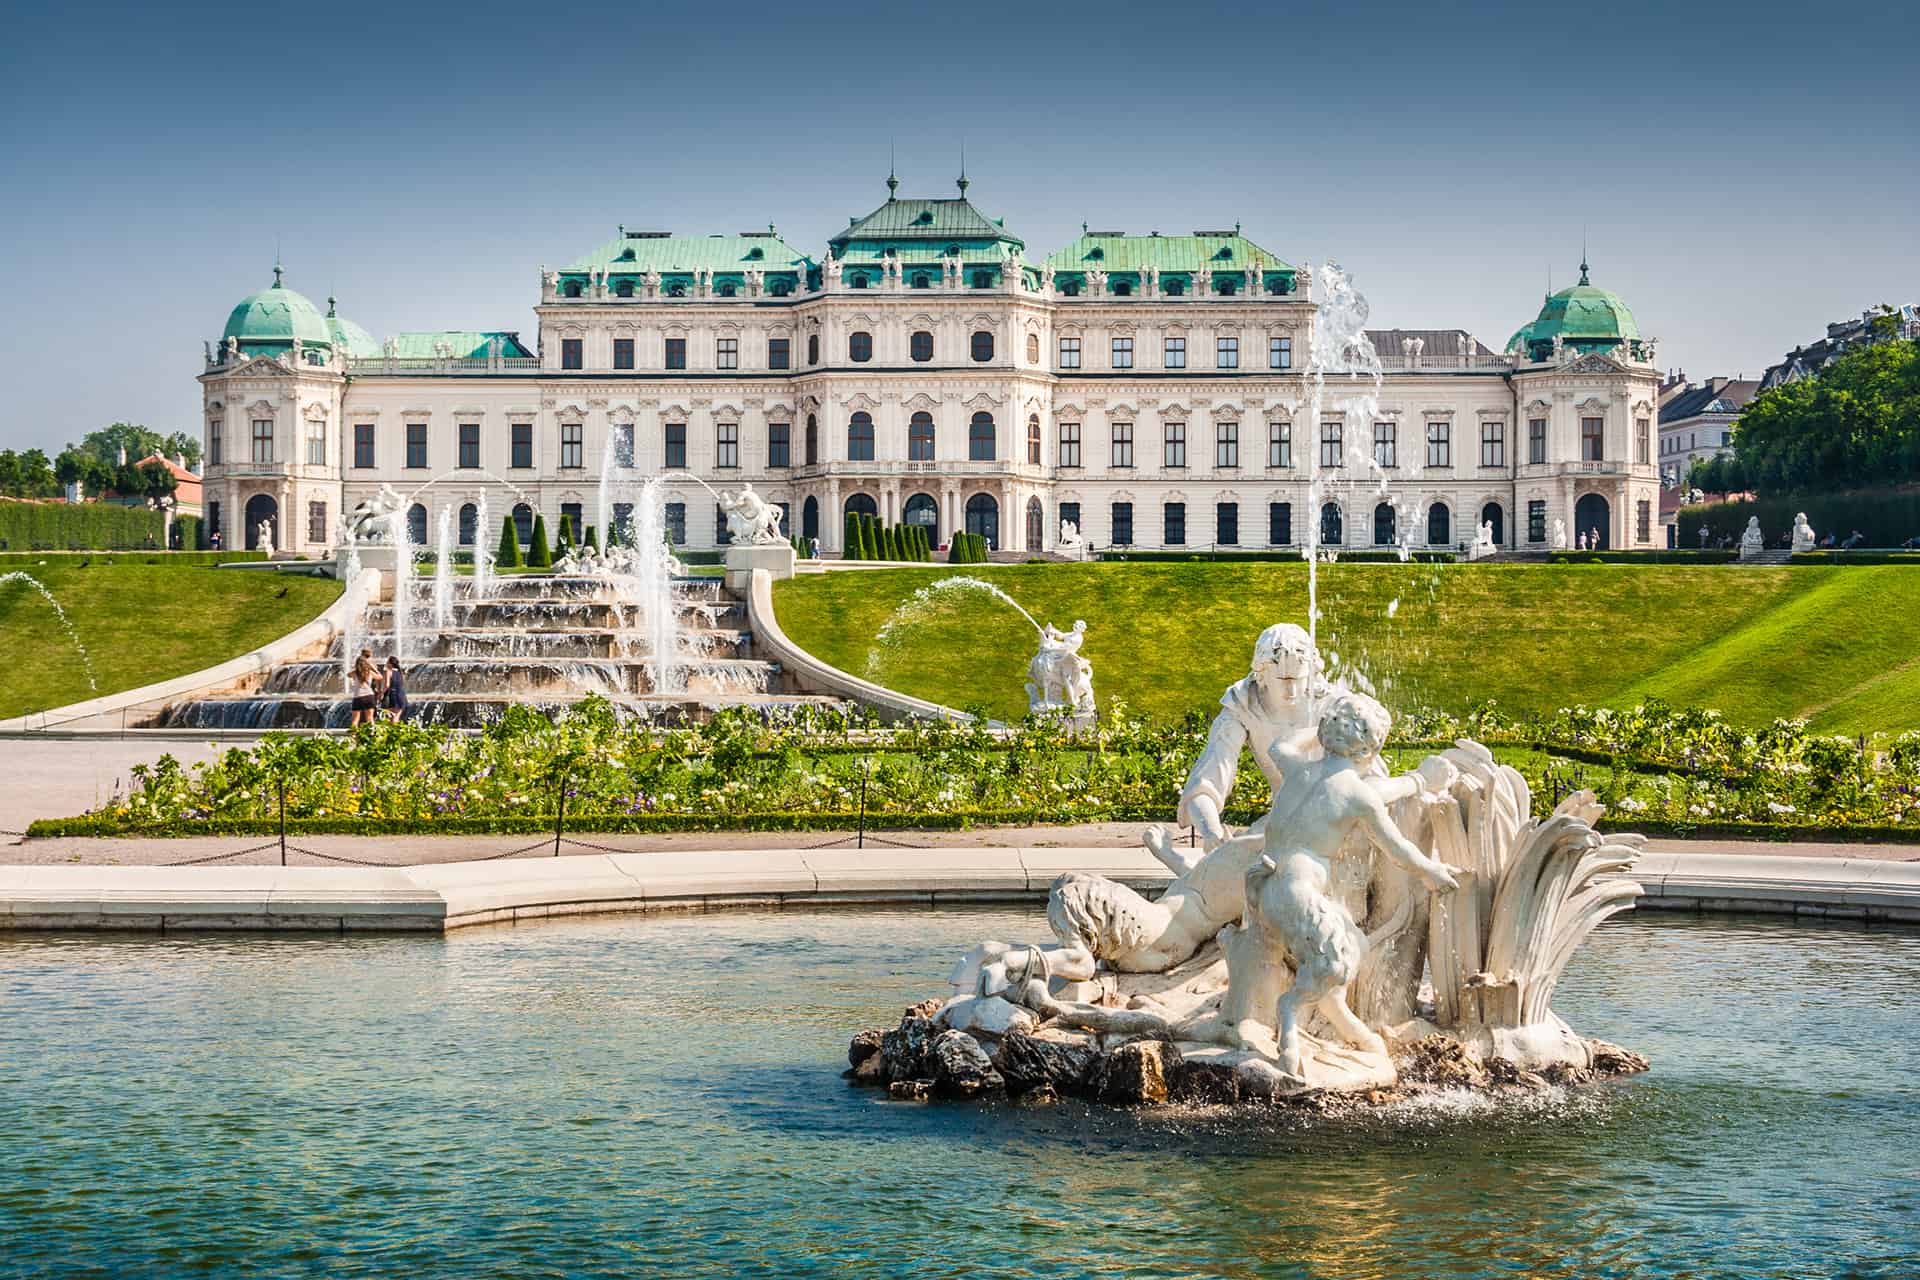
[882,524,899,561]
[496,514,523,569]
[527,513,553,568]
[556,514,575,553]
[585,525,598,550]
[843,510,862,560]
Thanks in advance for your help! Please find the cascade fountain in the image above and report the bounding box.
[0,572,99,694]
[472,490,494,601]
[432,505,456,633]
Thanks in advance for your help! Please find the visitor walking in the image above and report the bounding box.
[348,650,379,728]
[210,529,222,551]
[381,656,409,723]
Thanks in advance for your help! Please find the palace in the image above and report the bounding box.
[199,178,1664,557]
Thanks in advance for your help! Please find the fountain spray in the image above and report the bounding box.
[433,505,455,633]
[1303,261,1384,651]
[0,573,98,693]
[474,490,494,601]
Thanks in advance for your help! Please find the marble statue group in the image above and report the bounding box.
[939,621,1645,1096]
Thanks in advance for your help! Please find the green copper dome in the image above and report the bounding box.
[324,296,381,360]
[222,268,333,350]
[1507,261,1641,360]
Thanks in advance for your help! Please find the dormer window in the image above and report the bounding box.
[1113,281,1132,296]
[1060,280,1081,297]
[1088,247,1104,261]
[911,273,930,288]
[850,273,870,289]
[1164,278,1186,297]
[916,211,934,225]
[563,280,584,298]
[1215,277,1239,296]
[770,280,792,297]
[718,282,738,297]
[616,279,634,298]
[746,247,765,260]
[1215,246,1234,260]
[668,283,687,298]
[945,245,960,256]
[972,270,993,288]
[618,247,636,261]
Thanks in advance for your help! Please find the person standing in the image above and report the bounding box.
[348,650,379,728]
[381,656,409,723]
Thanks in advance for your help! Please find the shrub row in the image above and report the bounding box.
[1096,548,1456,564]
[0,499,167,551]
[1679,485,1920,549]
[946,531,990,563]
[1790,551,1920,565]
[0,549,267,566]
[1546,550,1739,564]
[842,511,932,561]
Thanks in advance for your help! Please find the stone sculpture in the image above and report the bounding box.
[1792,512,1816,554]
[1056,519,1084,552]
[1551,517,1568,550]
[870,623,1648,1105]
[719,483,785,546]
[1469,520,1497,560]
[257,519,275,556]
[346,484,408,544]
[1739,516,1766,561]
[1024,621,1094,724]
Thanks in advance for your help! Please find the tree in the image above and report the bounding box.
[54,447,111,496]
[527,513,553,568]
[1730,338,1919,492]
[496,514,523,568]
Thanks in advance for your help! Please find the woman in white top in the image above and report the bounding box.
[349,650,380,728]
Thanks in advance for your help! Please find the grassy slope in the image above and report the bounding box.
[0,564,341,719]
[772,563,1920,733]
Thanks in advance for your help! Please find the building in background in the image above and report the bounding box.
[1760,304,1920,391]
[1657,377,1759,485]
[197,181,1665,556]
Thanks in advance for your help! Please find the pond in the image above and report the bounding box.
[2,910,1916,1278]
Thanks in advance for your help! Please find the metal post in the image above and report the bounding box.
[278,779,287,866]
[553,773,566,857]
[857,756,870,851]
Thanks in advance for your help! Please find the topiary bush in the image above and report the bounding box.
[556,514,575,553]
[496,515,524,569]
[526,514,553,568]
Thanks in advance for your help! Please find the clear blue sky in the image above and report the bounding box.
[2,0,1914,451]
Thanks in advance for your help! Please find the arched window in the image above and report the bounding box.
[969,413,996,461]
[909,412,935,461]
[458,502,477,546]
[910,330,933,362]
[1480,502,1505,547]
[1215,277,1239,296]
[770,279,792,297]
[848,412,875,461]
[667,283,687,298]
[1427,503,1450,546]
[849,273,869,289]
[1319,502,1342,546]
[971,330,995,362]
[1374,502,1396,546]
[1164,278,1186,297]
[1114,281,1133,296]
[903,492,939,529]
[407,503,428,547]
[849,331,873,362]
[1026,496,1044,552]
[615,279,634,298]
[971,270,993,289]
[801,496,819,542]
[512,503,534,546]
[965,493,999,549]
[1060,280,1081,297]
[806,333,819,364]
[844,492,878,518]
[1026,332,1040,363]
[1027,414,1042,464]
[717,282,737,297]
[911,273,930,289]
[563,280,583,298]
[805,414,818,465]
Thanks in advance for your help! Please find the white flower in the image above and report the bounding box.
[1766,801,1797,815]
[1616,797,1646,813]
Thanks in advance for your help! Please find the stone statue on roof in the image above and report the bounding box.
[1087,267,1107,297]
[1196,265,1213,295]
[643,268,661,297]
[1143,265,1159,296]
[745,267,763,297]
[823,252,842,287]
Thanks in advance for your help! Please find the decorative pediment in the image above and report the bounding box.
[964,314,998,331]
[961,391,1003,411]
[1566,354,1622,375]
[247,399,276,416]
[1054,401,1085,420]
[1109,402,1140,420]
[903,392,941,412]
[1576,397,1609,416]
[302,402,329,421]
[1157,401,1186,420]
[1211,402,1244,419]
[713,320,744,335]
[556,402,588,421]
[843,311,876,329]
[451,406,485,418]
[609,405,637,425]
[1632,399,1654,417]
[659,402,691,420]
[1523,398,1552,417]
[764,401,794,418]
[232,356,289,376]
[1163,488,1190,504]
[843,392,881,412]
[1109,320,1138,336]
[711,402,743,420]
[906,313,937,330]
[661,322,691,337]
[1475,407,1506,420]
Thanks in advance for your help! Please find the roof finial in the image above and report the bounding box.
[327,294,337,317]
[1580,227,1589,286]
[887,141,898,197]
[957,141,968,195]
[272,262,283,288]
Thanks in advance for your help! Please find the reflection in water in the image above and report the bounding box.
[0,911,1916,1278]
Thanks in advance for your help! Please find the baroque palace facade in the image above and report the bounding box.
[199,179,1664,557]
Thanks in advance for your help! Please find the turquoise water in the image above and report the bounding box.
[2,909,1917,1279]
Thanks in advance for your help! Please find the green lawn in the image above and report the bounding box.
[0,564,341,719]
[771,562,1920,734]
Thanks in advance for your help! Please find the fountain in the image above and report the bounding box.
[432,505,455,633]
[473,490,495,601]
[865,575,1094,723]
[0,572,99,693]
[849,623,1647,1106]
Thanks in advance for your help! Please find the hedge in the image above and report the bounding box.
[1679,485,1920,549]
[1547,550,1738,565]
[1790,551,1920,565]
[0,550,267,566]
[173,513,202,550]
[0,499,166,551]
[1096,548,1456,564]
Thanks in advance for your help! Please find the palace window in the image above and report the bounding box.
[715,423,738,469]
[848,412,875,461]
[768,423,790,468]
[1428,503,1450,545]
[615,279,633,298]
[1320,420,1343,468]
[306,418,326,465]
[971,270,994,289]
[559,423,582,469]
[805,415,818,465]
[1164,336,1186,368]
[1058,336,1081,369]
[1059,502,1080,536]
[849,331,873,362]
[664,502,685,545]
[307,501,327,545]
[768,337,790,370]
[510,423,532,469]
[1373,422,1396,469]
[1269,502,1292,545]
[1637,499,1652,542]
[1217,502,1238,546]
[1635,417,1651,465]
[716,338,738,370]
[1268,422,1292,468]
[564,280,583,298]
[1163,422,1186,468]
[910,331,933,362]
[911,273,930,289]
[1529,417,1547,464]
[665,423,687,469]
[1058,421,1081,467]
[1216,421,1239,469]
[1164,502,1186,546]
[209,421,223,466]
[458,503,476,546]
[969,412,996,461]
[909,412,934,461]
[1026,333,1040,363]
[1581,416,1604,461]
[807,334,820,364]
[208,500,220,538]
[404,422,426,469]
[459,422,480,469]
[665,338,687,370]
[1375,502,1396,546]
[1270,336,1293,369]
[1112,422,1134,468]
[560,502,583,541]
[1482,421,1507,467]
[1111,336,1134,369]
[1321,502,1343,545]
[561,338,583,370]
[1216,336,1239,369]
[1111,501,1133,545]
[971,330,995,362]
[352,424,373,469]
[1528,499,1547,544]
[251,419,274,464]
[613,338,634,370]
[714,503,731,545]
[1426,421,1450,468]
[1028,415,1042,464]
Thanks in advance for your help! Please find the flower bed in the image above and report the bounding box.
[35,698,1920,839]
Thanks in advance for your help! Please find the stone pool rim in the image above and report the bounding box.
[1,847,1917,935]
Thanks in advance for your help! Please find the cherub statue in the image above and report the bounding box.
[257,518,275,556]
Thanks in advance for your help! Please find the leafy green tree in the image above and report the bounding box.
[54,447,111,496]
[1731,337,1919,492]
[496,515,524,568]
[527,513,553,568]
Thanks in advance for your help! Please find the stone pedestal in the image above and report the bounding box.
[335,544,401,588]
[725,542,796,592]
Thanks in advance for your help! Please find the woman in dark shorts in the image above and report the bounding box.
[349,651,379,728]
[382,656,408,722]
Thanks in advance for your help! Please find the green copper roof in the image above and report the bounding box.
[1041,231,1293,275]
[222,269,333,347]
[324,298,381,360]
[385,331,533,360]
[829,194,1022,252]
[564,231,809,274]
[1507,262,1640,356]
